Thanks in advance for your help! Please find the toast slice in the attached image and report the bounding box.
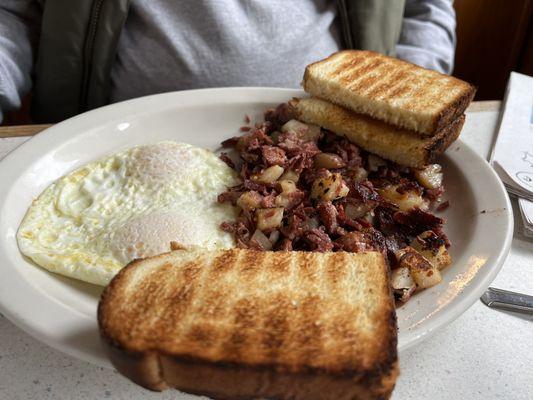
[289,97,464,168]
[98,248,398,400]
[303,50,475,136]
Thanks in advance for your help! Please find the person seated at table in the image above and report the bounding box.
[0,0,456,123]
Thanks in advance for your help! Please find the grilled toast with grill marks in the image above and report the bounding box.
[289,97,464,168]
[98,248,398,400]
[303,50,475,136]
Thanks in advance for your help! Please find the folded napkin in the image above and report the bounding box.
[518,199,533,238]
[491,72,533,235]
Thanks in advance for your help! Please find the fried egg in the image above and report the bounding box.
[17,141,239,285]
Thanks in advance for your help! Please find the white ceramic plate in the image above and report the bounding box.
[0,88,513,368]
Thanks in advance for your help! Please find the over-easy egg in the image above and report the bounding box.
[17,141,239,285]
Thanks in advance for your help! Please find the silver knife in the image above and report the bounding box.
[481,287,533,315]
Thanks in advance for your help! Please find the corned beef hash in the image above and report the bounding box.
[218,104,452,304]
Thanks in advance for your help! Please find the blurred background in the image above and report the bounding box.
[2,0,533,126]
[453,0,532,100]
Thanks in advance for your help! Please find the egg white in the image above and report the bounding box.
[17,141,239,285]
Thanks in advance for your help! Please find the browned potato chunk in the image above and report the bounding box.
[347,166,368,183]
[279,169,299,183]
[410,231,452,270]
[281,119,321,141]
[237,191,262,211]
[256,207,284,230]
[311,172,349,202]
[252,165,284,183]
[391,267,415,289]
[275,180,298,207]
[395,247,442,289]
[414,164,443,189]
[275,195,290,208]
[313,153,346,169]
[391,267,416,302]
[279,180,297,193]
[378,184,428,211]
[281,119,307,134]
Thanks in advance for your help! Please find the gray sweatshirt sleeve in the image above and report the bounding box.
[395,0,456,74]
[0,1,41,123]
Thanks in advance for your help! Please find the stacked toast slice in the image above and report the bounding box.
[292,50,475,167]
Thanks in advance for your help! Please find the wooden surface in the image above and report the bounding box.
[0,124,53,138]
[453,0,533,100]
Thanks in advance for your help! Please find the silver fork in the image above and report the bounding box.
[481,287,533,315]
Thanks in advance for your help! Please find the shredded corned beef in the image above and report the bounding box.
[317,201,338,234]
[305,227,334,252]
[261,145,287,166]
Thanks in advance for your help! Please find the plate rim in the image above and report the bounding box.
[397,141,514,350]
[0,87,513,367]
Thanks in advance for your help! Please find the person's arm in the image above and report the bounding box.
[395,0,456,74]
[0,1,41,123]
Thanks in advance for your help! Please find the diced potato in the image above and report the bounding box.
[410,231,452,270]
[378,184,428,211]
[275,194,290,208]
[313,153,346,169]
[414,164,443,189]
[281,119,321,141]
[422,246,451,271]
[250,229,273,250]
[275,180,299,207]
[367,154,387,171]
[280,169,300,183]
[281,119,308,134]
[395,247,442,289]
[410,262,442,289]
[391,267,415,289]
[310,172,349,202]
[268,230,280,245]
[252,165,284,183]
[256,207,284,230]
[391,267,416,303]
[237,191,262,211]
[347,166,368,183]
[280,180,297,193]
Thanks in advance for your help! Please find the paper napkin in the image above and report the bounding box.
[491,72,533,235]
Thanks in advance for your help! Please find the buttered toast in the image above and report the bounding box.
[98,248,398,400]
[303,50,475,136]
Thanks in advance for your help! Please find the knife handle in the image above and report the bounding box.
[481,287,533,315]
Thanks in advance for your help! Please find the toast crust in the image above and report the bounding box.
[289,97,464,168]
[424,115,464,163]
[98,249,398,399]
[303,50,475,136]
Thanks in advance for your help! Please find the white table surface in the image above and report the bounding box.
[1,107,532,400]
